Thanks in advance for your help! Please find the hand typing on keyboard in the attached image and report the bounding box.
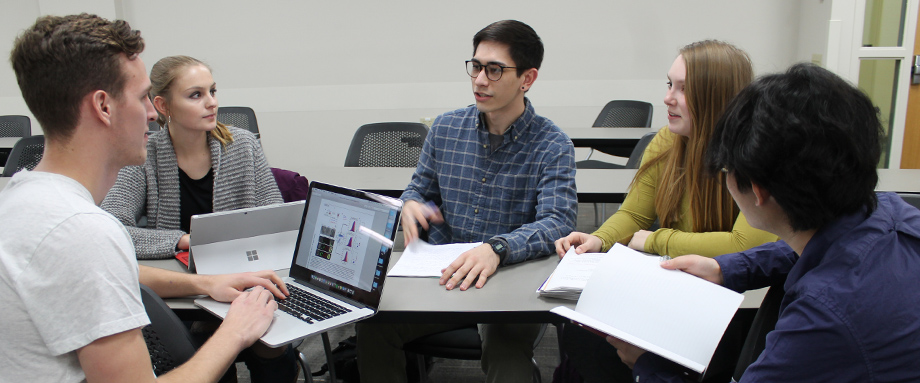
[202,270,290,302]
[219,286,278,346]
[276,283,351,324]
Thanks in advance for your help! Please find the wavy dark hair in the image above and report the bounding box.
[707,63,881,231]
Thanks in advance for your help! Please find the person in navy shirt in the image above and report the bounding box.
[609,63,920,382]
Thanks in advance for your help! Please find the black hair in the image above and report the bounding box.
[706,63,881,231]
[473,20,543,77]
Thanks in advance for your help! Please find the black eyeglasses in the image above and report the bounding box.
[466,60,517,81]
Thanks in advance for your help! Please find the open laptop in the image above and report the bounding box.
[195,181,402,347]
[188,200,306,275]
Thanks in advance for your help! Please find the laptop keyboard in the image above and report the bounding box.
[276,283,351,324]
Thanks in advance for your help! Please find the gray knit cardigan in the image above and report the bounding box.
[101,126,282,259]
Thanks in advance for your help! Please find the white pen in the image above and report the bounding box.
[359,225,394,248]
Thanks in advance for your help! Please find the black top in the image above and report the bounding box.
[178,166,214,233]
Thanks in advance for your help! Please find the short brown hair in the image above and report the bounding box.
[10,13,144,140]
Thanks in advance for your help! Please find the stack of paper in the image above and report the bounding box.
[537,247,606,300]
[550,244,744,375]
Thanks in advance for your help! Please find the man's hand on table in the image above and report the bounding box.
[440,243,500,291]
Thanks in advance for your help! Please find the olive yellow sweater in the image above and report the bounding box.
[591,128,777,257]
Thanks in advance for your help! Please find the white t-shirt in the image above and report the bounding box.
[0,171,150,382]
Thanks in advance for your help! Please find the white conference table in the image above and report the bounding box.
[0,167,635,200]
[0,136,20,148]
[563,127,654,154]
[1,167,918,199]
[294,167,920,204]
[876,168,920,193]
[141,253,575,324]
[140,252,767,324]
[302,167,636,203]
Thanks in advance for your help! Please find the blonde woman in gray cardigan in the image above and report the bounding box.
[102,56,282,260]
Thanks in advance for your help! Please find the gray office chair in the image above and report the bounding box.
[730,283,785,381]
[583,132,657,225]
[344,122,428,167]
[217,106,260,138]
[581,100,654,163]
[139,283,315,382]
[0,115,31,138]
[579,131,656,170]
[404,324,547,383]
[2,135,44,177]
[897,193,920,210]
[140,283,198,376]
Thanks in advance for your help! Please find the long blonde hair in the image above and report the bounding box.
[149,55,233,145]
[637,40,753,231]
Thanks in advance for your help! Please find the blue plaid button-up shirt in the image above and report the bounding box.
[401,99,577,265]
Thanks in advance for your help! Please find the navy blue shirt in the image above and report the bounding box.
[633,192,920,382]
[401,99,577,264]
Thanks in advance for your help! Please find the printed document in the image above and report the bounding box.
[537,247,607,300]
[551,244,743,374]
[387,240,482,277]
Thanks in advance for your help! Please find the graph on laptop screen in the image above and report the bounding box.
[295,186,398,294]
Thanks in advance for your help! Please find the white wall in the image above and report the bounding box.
[798,0,835,65]
[0,0,831,174]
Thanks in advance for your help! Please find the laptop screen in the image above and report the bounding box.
[289,181,401,308]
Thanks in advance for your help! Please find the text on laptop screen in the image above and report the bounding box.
[293,185,398,303]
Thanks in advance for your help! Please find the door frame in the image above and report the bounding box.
[827,0,920,168]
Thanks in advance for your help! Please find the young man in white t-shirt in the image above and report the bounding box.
[0,14,290,382]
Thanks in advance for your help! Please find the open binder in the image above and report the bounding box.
[551,244,743,374]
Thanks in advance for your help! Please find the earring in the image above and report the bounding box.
[168,115,171,126]
[521,86,525,90]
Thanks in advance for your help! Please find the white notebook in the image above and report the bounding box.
[551,244,743,374]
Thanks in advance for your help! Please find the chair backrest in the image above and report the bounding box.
[0,115,31,138]
[732,282,785,381]
[344,122,429,167]
[624,132,657,169]
[592,100,654,128]
[2,135,44,177]
[897,193,920,210]
[217,106,259,137]
[139,284,198,376]
[403,323,547,383]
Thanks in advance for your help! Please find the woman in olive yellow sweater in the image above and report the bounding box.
[556,41,776,259]
[552,41,777,383]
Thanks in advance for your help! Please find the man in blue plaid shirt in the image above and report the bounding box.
[357,20,577,383]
